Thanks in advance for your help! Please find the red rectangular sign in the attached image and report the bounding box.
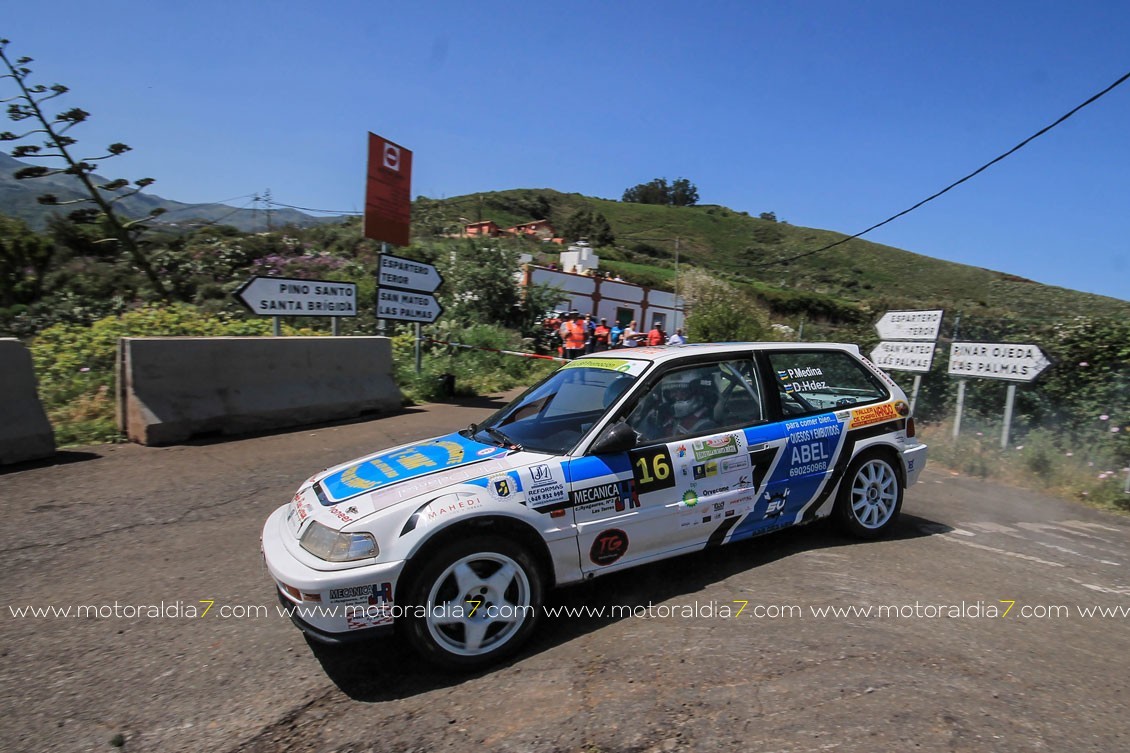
[364,132,412,247]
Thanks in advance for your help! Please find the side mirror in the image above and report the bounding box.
[589,421,638,455]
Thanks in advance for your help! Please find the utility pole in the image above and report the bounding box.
[264,188,274,232]
[674,236,681,331]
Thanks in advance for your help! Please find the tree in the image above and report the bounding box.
[0,215,53,306]
[680,268,772,343]
[622,177,699,207]
[0,39,170,299]
[670,178,699,207]
[560,208,615,246]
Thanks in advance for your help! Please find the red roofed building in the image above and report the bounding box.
[504,219,556,240]
[464,220,501,237]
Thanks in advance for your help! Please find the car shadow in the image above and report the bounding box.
[307,512,951,700]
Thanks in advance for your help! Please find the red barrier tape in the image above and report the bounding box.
[425,338,568,363]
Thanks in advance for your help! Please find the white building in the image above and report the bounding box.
[523,265,684,332]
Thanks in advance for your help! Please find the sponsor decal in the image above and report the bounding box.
[329,506,355,524]
[571,481,621,506]
[345,506,358,515]
[849,402,901,429]
[701,485,730,497]
[720,455,750,473]
[763,489,789,518]
[616,479,641,512]
[894,400,910,417]
[490,473,516,499]
[682,489,699,508]
[575,497,620,521]
[523,462,567,508]
[329,582,393,604]
[692,460,719,480]
[424,495,483,522]
[321,432,506,503]
[691,434,741,461]
[590,529,629,565]
[676,444,687,458]
[562,358,648,377]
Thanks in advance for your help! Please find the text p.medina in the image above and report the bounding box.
[235,276,358,317]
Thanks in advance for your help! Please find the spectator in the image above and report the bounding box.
[562,311,587,360]
[647,321,665,346]
[622,320,641,348]
[609,321,623,349]
[667,328,686,345]
[593,318,611,352]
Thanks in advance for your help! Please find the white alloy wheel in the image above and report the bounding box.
[835,453,903,539]
[403,534,543,669]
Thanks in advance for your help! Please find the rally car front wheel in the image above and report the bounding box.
[401,534,544,670]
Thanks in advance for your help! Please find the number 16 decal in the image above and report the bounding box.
[629,445,677,494]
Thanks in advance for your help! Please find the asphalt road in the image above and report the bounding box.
[2,396,1128,753]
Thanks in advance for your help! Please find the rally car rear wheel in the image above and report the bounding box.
[835,452,903,539]
[402,534,543,669]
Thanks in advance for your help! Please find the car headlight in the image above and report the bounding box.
[299,520,378,562]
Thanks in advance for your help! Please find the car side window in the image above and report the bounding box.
[767,350,888,415]
[625,359,762,444]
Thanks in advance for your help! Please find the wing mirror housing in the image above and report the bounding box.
[589,421,637,455]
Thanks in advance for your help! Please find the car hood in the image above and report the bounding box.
[293,431,536,531]
[315,431,510,504]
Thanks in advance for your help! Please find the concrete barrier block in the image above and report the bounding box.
[118,337,402,445]
[0,338,56,464]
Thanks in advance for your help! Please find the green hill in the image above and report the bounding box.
[413,188,1128,325]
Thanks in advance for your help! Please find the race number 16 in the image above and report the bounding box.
[629,446,676,494]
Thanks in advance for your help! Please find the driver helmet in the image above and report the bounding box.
[663,371,707,419]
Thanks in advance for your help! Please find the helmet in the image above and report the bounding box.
[663,372,706,418]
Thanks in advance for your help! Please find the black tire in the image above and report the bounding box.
[834,451,904,539]
[401,534,544,670]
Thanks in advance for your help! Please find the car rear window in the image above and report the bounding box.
[767,350,888,416]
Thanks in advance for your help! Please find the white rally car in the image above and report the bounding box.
[262,343,927,668]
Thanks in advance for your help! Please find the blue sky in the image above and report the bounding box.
[5,1,1128,300]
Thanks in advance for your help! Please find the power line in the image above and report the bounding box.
[265,198,362,215]
[754,68,1130,269]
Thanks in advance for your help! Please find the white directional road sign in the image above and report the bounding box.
[875,310,944,341]
[235,276,357,317]
[870,341,935,373]
[378,253,443,293]
[948,342,1051,382]
[377,287,443,324]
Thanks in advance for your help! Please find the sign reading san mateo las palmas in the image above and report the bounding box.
[364,132,413,247]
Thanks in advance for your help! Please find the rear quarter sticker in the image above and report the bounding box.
[849,402,901,429]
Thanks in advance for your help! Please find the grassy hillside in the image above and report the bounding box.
[413,188,1129,323]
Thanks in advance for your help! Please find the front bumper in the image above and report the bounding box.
[262,505,407,640]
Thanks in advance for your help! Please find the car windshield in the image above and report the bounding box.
[468,360,646,454]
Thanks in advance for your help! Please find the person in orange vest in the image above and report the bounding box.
[562,311,587,360]
[593,318,611,352]
[647,321,665,346]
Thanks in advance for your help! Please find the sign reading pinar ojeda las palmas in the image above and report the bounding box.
[235,276,357,316]
[947,342,1050,383]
